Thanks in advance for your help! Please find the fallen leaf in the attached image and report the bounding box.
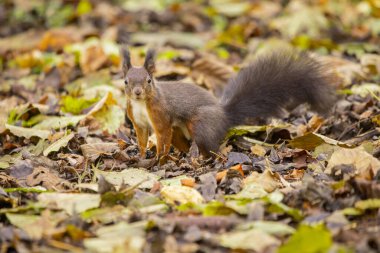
[80,43,108,74]
[236,221,295,236]
[326,147,380,180]
[219,228,280,251]
[251,144,267,156]
[84,221,146,253]
[38,192,101,215]
[210,0,250,17]
[131,32,206,49]
[355,198,380,211]
[191,54,234,96]
[38,27,84,51]
[270,1,329,38]
[33,115,86,130]
[351,83,380,98]
[216,164,244,182]
[160,175,193,186]
[6,124,51,139]
[92,105,124,134]
[0,30,43,54]
[289,132,351,150]
[5,213,62,240]
[95,168,160,189]
[161,185,204,205]
[6,213,41,239]
[180,178,196,188]
[243,169,282,193]
[278,224,332,253]
[43,132,75,156]
[26,166,68,190]
[81,142,120,161]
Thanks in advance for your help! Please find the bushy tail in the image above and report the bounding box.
[220,50,336,126]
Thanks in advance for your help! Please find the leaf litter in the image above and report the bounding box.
[1,0,380,252]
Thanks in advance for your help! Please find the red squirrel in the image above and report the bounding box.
[121,48,335,159]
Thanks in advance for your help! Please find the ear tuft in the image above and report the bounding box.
[144,49,156,75]
[120,46,132,76]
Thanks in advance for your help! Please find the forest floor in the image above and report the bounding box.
[0,1,380,252]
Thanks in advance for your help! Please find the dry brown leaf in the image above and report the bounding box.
[26,166,69,190]
[180,178,196,188]
[38,27,83,51]
[326,147,380,180]
[191,55,234,96]
[80,142,120,162]
[251,144,267,157]
[283,169,305,181]
[216,170,228,182]
[307,115,324,131]
[318,55,365,87]
[0,30,43,55]
[216,164,244,182]
[80,44,109,74]
[243,169,282,193]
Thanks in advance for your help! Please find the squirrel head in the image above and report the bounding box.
[121,48,156,100]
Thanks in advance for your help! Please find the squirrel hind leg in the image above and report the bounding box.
[172,126,191,152]
[189,107,230,156]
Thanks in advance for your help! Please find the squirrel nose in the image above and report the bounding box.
[134,88,142,96]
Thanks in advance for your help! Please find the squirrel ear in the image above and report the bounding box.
[120,46,132,76]
[144,49,156,75]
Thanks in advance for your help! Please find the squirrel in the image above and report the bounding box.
[121,48,335,159]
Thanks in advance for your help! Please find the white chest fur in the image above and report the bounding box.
[130,99,153,128]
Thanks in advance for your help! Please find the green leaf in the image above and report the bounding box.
[355,198,380,210]
[278,224,332,253]
[43,132,75,156]
[225,125,267,140]
[77,0,92,16]
[0,161,9,169]
[202,201,236,216]
[4,187,48,193]
[61,95,99,115]
[340,208,363,216]
[47,4,74,27]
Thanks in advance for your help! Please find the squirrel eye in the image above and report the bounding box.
[147,78,152,84]
[124,79,128,85]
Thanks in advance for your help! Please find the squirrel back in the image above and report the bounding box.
[122,48,336,158]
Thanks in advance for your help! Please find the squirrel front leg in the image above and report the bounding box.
[134,126,149,158]
[148,106,172,158]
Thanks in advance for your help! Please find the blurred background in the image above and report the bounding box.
[0,0,379,133]
[1,0,379,66]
